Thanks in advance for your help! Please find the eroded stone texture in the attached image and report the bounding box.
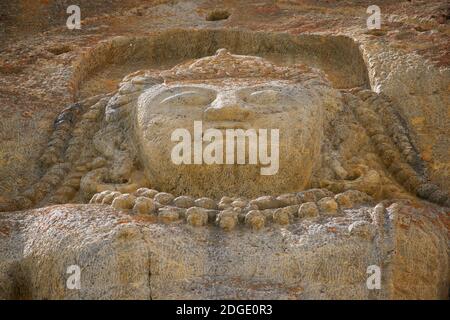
[1,44,448,212]
[0,2,449,300]
[0,202,447,300]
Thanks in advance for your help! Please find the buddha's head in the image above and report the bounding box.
[132,49,341,198]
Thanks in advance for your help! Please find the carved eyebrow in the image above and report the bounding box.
[242,88,284,103]
[159,86,215,97]
[249,89,280,98]
[159,90,215,105]
[160,91,198,104]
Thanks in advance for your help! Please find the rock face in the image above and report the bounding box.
[0,0,449,300]
[0,202,447,300]
[134,49,332,197]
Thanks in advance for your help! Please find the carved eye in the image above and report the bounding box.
[160,91,214,107]
[244,89,280,104]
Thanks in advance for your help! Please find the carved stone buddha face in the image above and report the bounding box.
[133,50,338,198]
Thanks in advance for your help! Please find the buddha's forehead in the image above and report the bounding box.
[158,78,301,92]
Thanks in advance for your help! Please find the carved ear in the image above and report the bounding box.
[105,75,163,123]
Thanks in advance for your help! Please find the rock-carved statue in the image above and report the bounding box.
[1,49,448,231]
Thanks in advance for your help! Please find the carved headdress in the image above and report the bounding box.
[160,48,324,83]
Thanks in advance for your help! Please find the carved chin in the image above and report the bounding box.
[142,153,317,198]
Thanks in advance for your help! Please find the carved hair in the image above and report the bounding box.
[161,48,326,83]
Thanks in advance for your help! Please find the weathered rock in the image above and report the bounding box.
[134,188,159,199]
[111,194,136,210]
[348,221,376,240]
[0,8,449,301]
[273,207,291,225]
[154,192,174,205]
[0,202,446,299]
[194,197,217,210]
[245,210,266,230]
[250,196,282,210]
[317,197,339,216]
[186,207,209,227]
[216,209,238,231]
[101,191,121,205]
[276,193,301,206]
[133,197,156,215]
[298,202,319,218]
[158,207,181,223]
[334,192,353,209]
[173,196,195,208]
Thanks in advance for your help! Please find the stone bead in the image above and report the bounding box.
[216,209,238,231]
[186,207,209,227]
[341,190,372,204]
[218,201,232,210]
[334,193,353,209]
[298,202,319,218]
[244,203,259,212]
[195,197,218,209]
[317,197,339,215]
[284,205,300,216]
[133,197,156,215]
[102,191,121,205]
[173,196,195,208]
[154,192,174,205]
[249,196,282,210]
[89,193,101,204]
[91,190,110,203]
[245,210,265,230]
[134,188,159,199]
[276,193,301,206]
[273,207,291,225]
[231,200,247,208]
[312,188,334,201]
[260,209,275,223]
[297,191,316,203]
[111,194,136,210]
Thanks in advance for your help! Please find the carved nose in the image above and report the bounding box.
[204,95,253,121]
